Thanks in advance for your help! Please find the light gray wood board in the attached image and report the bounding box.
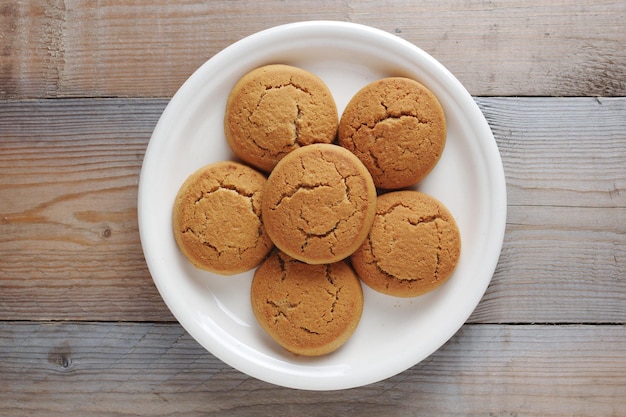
[0,322,624,416]
[471,97,626,323]
[0,98,624,322]
[1,1,624,98]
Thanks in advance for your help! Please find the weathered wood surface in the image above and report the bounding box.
[1,1,625,413]
[471,97,626,323]
[1,0,625,99]
[1,98,624,323]
[0,99,170,321]
[1,322,624,416]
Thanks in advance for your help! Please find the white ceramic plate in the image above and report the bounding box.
[138,21,506,390]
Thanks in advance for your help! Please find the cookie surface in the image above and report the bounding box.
[262,143,377,264]
[250,251,364,356]
[351,190,461,297]
[338,77,446,189]
[224,64,338,172]
[172,161,273,275]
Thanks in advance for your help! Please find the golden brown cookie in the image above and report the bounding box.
[172,161,273,275]
[250,251,364,356]
[351,190,461,297]
[224,64,338,172]
[338,77,446,189]
[262,143,377,265]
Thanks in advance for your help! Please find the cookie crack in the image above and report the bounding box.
[366,234,398,282]
[369,208,445,281]
[193,184,220,203]
[255,80,312,110]
[237,236,266,257]
[297,211,341,236]
[299,226,339,256]
[354,112,427,133]
[380,90,428,120]
[219,183,256,199]
[294,103,303,145]
[194,179,256,203]
[299,326,320,335]
[324,265,340,323]
[253,83,301,113]
[408,214,443,226]
[192,231,257,258]
[277,251,287,281]
[320,153,356,178]
[190,182,262,254]
[267,298,301,324]
[325,264,335,286]
[380,202,443,224]
[246,80,312,153]
[272,183,334,209]
[183,226,222,255]
[349,112,429,173]
[202,238,221,256]
[368,146,383,173]
[246,129,283,154]
[283,77,313,95]
[317,155,364,207]
[291,180,359,252]
[214,180,258,216]
[433,221,442,280]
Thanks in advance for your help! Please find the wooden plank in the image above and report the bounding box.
[478,97,626,208]
[1,0,625,99]
[0,99,172,321]
[473,98,626,322]
[1,98,624,322]
[472,204,626,323]
[0,322,624,416]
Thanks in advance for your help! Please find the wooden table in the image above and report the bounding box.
[1,1,625,415]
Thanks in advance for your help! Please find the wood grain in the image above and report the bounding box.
[479,97,626,208]
[1,98,624,322]
[1,0,624,99]
[0,322,624,416]
[2,1,624,413]
[0,99,172,321]
[472,205,626,323]
[471,97,626,323]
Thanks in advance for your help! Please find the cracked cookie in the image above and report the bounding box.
[338,77,446,189]
[350,190,461,297]
[250,251,364,356]
[262,143,377,265]
[172,161,273,275]
[224,64,338,172]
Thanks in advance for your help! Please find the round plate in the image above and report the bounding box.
[138,21,506,390]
